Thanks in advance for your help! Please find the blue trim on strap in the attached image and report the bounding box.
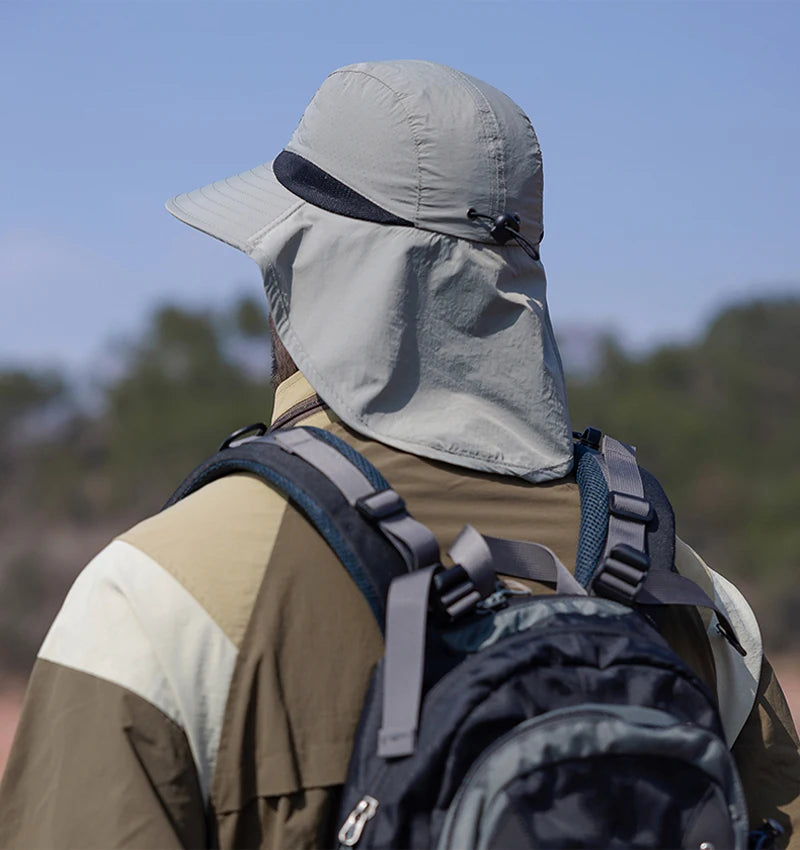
[301,427,390,490]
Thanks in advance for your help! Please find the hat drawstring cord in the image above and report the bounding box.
[466,208,542,262]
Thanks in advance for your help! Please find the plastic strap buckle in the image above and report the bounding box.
[748,818,784,850]
[218,422,268,451]
[575,426,602,450]
[431,564,482,622]
[356,488,406,521]
[608,491,653,523]
[593,544,649,604]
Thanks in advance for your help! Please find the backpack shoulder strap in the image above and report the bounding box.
[573,428,745,655]
[163,425,440,633]
[574,430,675,588]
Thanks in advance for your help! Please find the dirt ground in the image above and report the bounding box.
[0,656,797,782]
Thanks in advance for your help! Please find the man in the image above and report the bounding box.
[1,60,798,849]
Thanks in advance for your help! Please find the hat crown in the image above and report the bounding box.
[284,60,543,243]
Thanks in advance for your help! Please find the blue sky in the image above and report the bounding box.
[1,0,799,370]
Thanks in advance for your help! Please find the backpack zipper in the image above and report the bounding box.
[338,795,379,847]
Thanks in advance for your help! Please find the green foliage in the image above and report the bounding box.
[234,295,271,339]
[0,369,67,441]
[103,299,274,511]
[0,553,59,675]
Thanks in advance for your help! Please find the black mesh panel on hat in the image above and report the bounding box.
[273,150,414,226]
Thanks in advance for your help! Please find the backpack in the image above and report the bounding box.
[166,423,755,849]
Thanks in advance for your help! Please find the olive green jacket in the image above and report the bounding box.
[1,373,798,849]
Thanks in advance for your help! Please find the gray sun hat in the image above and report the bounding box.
[166,60,573,481]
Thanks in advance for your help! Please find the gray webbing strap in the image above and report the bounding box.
[597,435,745,654]
[378,565,438,758]
[378,512,440,571]
[483,535,586,596]
[271,429,374,503]
[593,436,651,602]
[448,525,496,598]
[639,571,746,656]
[447,528,587,606]
[600,435,650,558]
[271,429,439,572]
[377,528,497,759]
[377,527,593,760]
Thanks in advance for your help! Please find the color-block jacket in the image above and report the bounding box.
[2,373,799,849]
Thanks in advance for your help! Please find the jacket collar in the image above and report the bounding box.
[271,372,336,429]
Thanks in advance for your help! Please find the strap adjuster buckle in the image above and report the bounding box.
[356,489,406,521]
[608,491,653,523]
[431,565,481,622]
[593,544,649,604]
[574,426,602,450]
[218,422,268,451]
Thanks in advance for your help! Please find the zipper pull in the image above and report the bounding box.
[338,795,378,847]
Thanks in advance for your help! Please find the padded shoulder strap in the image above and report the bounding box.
[163,426,439,633]
[573,429,744,655]
[574,438,675,587]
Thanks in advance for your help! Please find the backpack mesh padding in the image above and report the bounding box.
[273,151,414,227]
[574,444,610,587]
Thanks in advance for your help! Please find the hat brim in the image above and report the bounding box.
[165,162,302,254]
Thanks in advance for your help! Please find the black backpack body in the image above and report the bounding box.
[167,424,754,850]
[338,595,745,849]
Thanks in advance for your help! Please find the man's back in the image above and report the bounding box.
[3,374,798,848]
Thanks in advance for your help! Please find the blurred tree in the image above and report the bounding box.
[103,299,274,512]
[0,298,274,676]
[0,370,68,443]
[0,368,83,519]
[235,295,271,339]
